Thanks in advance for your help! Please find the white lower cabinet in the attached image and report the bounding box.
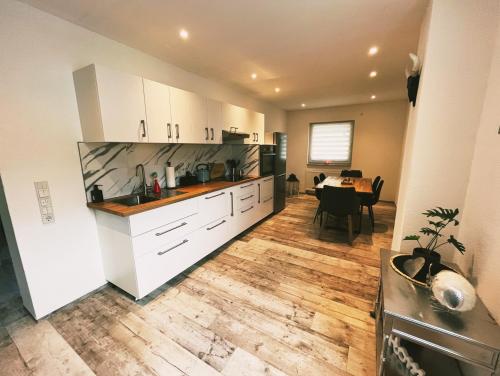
[95,179,274,299]
[136,231,200,298]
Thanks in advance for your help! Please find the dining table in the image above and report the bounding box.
[315,176,373,195]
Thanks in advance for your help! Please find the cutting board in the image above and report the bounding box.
[210,163,225,179]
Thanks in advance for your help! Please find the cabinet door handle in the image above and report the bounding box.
[155,222,187,236]
[256,133,259,142]
[205,127,209,141]
[240,194,254,201]
[140,120,146,138]
[258,183,261,203]
[211,128,214,141]
[240,183,254,189]
[167,123,172,138]
[207,219,226,231]
[157,239,188,255]
[175,124,179,139]
[230,192,234,216]
[205,192,225,200]
[241,206,254,214]
[264,177,273,182]
[264,197,273,203]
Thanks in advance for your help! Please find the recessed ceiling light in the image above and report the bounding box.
[368,46,379,56]
[274,87,281,93]
[301,103,306,108]
[251,73,257,80]
[371,95,376,100]
[369,71,377,78]
[179,29,189,40]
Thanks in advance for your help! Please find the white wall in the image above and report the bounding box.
[0,0,285,318]
[456,8,500,322]
[392,0,499,262]
[286,100,409,202]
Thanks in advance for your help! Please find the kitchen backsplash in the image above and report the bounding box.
[78,142,260,202]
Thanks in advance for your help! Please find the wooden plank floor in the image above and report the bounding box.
[0,194,395,375]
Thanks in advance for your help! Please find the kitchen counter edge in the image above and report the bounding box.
[87,176,262,217]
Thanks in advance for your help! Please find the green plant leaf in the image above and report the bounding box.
[448,235,465,254]
[403,235,420,241]
[429,220,445,228]
[420,227,441,236]
[423,207,459,222]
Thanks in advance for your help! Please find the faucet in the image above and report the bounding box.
[135,164,147,195]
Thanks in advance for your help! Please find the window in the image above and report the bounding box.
[308,121,354,165]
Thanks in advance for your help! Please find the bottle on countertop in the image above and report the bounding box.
[153,177,161,194]
[90,185,104,203]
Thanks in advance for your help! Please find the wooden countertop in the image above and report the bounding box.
[87,177,261,217]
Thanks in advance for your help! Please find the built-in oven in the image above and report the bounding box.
[259,145,276,176]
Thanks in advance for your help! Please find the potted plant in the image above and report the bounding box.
[402,207,465,283]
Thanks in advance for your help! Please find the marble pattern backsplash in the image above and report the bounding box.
[78,142,260,202]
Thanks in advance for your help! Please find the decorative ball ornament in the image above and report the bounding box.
[431,271,476,312]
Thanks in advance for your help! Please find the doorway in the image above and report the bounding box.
[0,217,19,303]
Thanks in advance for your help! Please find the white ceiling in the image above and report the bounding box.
[20,0,428,110]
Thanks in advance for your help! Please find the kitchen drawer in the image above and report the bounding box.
[131,214,199,258]
[135,231,200,298]
[260,195,274,217]
[236,191,256,210]
[237,181,256,198]
[237,202,257,228]
[200,216,231,256]
[260,176,274,202]
[128,198,198,236]
[199,189,231,226]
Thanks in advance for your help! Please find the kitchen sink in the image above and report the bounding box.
[111,194,161,206]
[111,190,187,206]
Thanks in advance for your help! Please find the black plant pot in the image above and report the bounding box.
[412,247,441,283]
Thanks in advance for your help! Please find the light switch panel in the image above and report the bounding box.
[34,181,55,224]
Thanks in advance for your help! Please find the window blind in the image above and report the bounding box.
[308,121,353,164]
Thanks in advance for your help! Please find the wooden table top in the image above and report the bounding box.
[87,176,261,217]
[315,176,373,194]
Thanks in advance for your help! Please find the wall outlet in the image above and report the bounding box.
[34,181,55,224]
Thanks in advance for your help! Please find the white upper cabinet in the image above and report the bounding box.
[143,78,172,143]
[246,111,265,144]
[74,64,263,144]
[170,87,207,143]
[222,103,264,144]
[73,64,148,142]
[207,99,222,144]
[222,103,247,134]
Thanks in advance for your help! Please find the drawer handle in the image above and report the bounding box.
[241,206,254,214]
[240,183,254,189]
[207,219,226,231]
[230,192,234,216]
[240,194,254,201]
[263,197,273,203]
[264,177,273,182]
[155,222,187,236]
[205,192,225,200]
[157,239,188,255]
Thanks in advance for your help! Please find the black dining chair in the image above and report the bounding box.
[313,176,322,224]
[319,173,326,182]
[340,170,363,178]
[320,186,360,244]
[360,179,384,231]
[313,176,320,186]
[372,176,381,192]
